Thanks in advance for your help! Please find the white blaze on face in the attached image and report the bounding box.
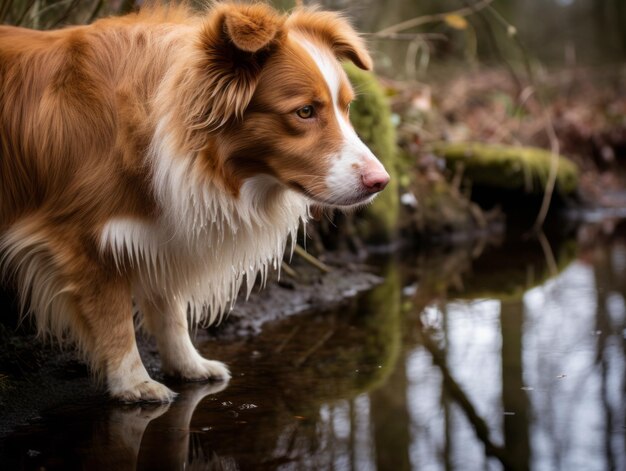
[293,35,389,207]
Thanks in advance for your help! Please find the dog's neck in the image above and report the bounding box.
[149,116,309,239]
[98,121,309,324]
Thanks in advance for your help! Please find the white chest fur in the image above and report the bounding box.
[100,125,309,325]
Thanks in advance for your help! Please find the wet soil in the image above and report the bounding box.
[0,262,382,438]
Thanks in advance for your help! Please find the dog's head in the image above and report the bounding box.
[178,2,389,208]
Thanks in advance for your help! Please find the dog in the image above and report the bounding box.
[0,2,389,402]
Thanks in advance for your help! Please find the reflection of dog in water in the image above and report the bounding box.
[89,382,230,471]
[0,2,388,402]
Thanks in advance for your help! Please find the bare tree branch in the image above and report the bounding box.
[376,0,495,35]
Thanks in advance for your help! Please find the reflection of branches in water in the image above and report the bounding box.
[293,328,335,368]
[537,231,559,278]
[500,300,530,471]
[533,268,610,467]
[416,320,513,469]
[524,243,626,468]
[275,421,307,468]
[594,251,621,471]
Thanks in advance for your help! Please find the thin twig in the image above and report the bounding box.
[50,0,80,28]
[16,0,37,26]
[484,5,536,95]
[416,320,513,467]
[483,6,560,233]
[464,0,524,94]
[451,161,465,193]
[293,244,331,273]
[280,261,298,279]
[29,0,72,26]
[0,0,15,23]
[462,0,558,231]
[275,325,300,354]
[293,329,334,367]
[532,111,561,232]
[365,32,448,42]
[87,0,104,24]
[376,0,495,35]
[536,230,558,277]
[405,37,430,77]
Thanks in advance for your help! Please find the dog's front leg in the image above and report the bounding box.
[1,221,176,403]
[73,273,177,403]
[137,293,231,382]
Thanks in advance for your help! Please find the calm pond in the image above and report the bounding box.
[1,220,624,470]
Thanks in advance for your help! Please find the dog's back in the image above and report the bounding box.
[0,12,186,229]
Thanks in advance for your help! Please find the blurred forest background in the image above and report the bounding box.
[2,3,626,468]
[1,0,625,246]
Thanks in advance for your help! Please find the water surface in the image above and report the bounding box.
[1,227,625,470]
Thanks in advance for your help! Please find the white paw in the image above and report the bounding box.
[110,378,178,403]
[172,358,231,383]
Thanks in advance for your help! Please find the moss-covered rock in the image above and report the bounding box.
[344,63,400,244]
[432,142,579,195]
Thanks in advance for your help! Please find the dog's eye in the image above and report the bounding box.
[296,105,315,119]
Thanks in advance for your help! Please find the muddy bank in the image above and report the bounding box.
[214,264,382,339]
[0,262,382,438]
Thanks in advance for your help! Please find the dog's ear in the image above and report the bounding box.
[220,3,284,53]
[286,9,372,71]
[179,3,284,140]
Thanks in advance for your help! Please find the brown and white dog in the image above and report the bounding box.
[0,2,389,402]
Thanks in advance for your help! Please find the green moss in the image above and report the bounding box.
[432,142,579,195]
[260,266,402,412]
[344,63,400,244]
[356,262,402,392]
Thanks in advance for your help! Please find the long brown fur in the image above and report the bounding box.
[0,1,382,402]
